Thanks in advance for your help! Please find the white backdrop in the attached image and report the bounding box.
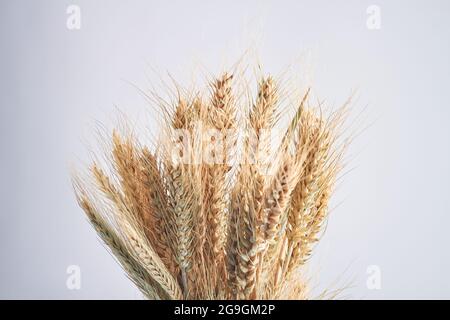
[1,0,449,299]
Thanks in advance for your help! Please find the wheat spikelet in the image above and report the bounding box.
[72,65,350,300]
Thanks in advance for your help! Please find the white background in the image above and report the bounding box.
[1,0,449,299]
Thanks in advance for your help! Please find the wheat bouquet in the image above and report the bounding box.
[73,70,348,300]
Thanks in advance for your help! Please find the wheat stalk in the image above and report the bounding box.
[73,66,350,300]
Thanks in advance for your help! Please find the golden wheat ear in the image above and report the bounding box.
[90,163,183,299]
[72,173,173,299]
[201,73,237,297]
[228,76,279,299]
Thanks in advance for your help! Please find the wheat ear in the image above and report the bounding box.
[92,165,183,299]
[76,193,166,299]
[232,77,277,299]
[286,112,333,275]
[139,148,179,276]
[204,73,236,295]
